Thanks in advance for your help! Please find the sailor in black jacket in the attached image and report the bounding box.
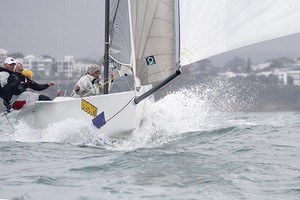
[0,58,55,112]
[0,57,24,111]
[10,62,55,110]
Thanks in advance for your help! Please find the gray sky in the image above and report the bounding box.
[0,0,105,60]
[209,33,300,66]
[1,0,300,64]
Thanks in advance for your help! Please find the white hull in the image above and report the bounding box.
[18,91,146,137]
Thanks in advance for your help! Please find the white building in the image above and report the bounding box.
[259,69,300,86]
[74,61,93,76]
[279,70,300,85]
[23,55,54,76]
[57,55,76,78]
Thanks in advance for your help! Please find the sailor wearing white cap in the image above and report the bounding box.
[72,64,102,98]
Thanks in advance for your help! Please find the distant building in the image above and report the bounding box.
[277,71,288,85]
[57,56,76,78]
[259,69,300,86]
[74,61,93,76]
[256,71,273,77]
[279,70,300,86]
[23,55,54,76]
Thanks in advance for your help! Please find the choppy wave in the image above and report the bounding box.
[1,85,300,199]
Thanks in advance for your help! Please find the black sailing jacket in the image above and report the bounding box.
[0,68,49,110]
[0,67,25,108]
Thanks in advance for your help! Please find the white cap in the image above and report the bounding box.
[4,57,17,64]
[87,64,101,74]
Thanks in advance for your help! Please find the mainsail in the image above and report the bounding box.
[180,0,300,66]
[109,0,179,86]
[131,0,179,85]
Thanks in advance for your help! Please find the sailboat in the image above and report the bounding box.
[16,0,300,137]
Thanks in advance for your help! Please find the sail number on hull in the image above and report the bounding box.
[81,99,98,117]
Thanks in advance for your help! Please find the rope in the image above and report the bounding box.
[77,73,120,97]
[105,96,135,124]
[4,113,15,131]
[98,73,120,89]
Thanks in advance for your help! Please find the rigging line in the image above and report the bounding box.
[97,69,135,91]
[55,0,66,93]
[46,85,64,97]
[62,59,74,97]
[98,73,119,89]
[105,96,135,124]
[63,72,71,97]
[4,114,15,132]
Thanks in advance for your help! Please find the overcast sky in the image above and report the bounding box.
[1,0,300,65]
[210,33,300,66]
[0,0,105,60]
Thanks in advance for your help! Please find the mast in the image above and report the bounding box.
[103,0,110,94]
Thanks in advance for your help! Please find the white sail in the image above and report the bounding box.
[110,0,132,66]
[109,0,179,85]
[180,0,300,66]
[130,0,179,85]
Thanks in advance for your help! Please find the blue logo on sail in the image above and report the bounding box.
[145,56,156,66]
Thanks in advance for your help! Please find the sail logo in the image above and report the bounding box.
[145,56,156,66]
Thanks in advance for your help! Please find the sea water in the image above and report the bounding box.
[0,87,300,200]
